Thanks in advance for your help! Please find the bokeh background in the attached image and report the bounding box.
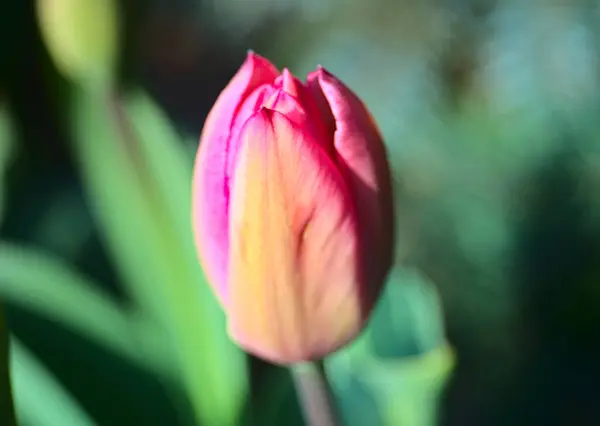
[1,0,600,425]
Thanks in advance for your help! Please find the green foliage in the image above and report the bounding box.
[327,269,453,426]
[69,88,248,425]
[36,0,120,90]
[0,106,16,425]
[0,243,168,375]
[0,307,15,426]
[11,338,94,426]
[0,105,14,225]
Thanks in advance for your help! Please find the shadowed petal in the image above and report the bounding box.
[192,52,279,304]
[274,69,302,97]
[227,109,364,364]
[226,83,275,183]
[273,70,333,154]
[307,67,395,298]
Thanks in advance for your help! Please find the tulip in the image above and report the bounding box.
[192,52,394,364]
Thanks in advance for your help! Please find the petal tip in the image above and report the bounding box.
[243,49,257,65]
[306,65,333,85]
[242,50,280,76]
[316,65,335,81]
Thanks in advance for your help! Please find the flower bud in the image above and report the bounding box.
[192,52,394,364]
[36,0,119,89]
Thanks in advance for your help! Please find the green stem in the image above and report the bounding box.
[291,360,340,426]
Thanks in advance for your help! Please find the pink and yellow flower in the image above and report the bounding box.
[192,52,394,364]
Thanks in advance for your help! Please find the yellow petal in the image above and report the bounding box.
[228,109,364,364]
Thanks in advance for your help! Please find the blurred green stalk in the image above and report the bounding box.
[71,87,248,426]
[292,361,340,426]
[11,337,96,426]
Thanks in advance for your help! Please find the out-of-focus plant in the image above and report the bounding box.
[36,0,119,90]
[1,94,95,426]
[0,103,14,226]
[0,102,17,425]
[0,307,15,425]
[3,2,252,425]
[69,89,249,425]
[327,269,453,426]
[10,338,95,426]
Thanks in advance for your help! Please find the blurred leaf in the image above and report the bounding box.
[70,89,247,426]
[368,269,446,358]
[0,242,170,377]
[36,0,120,90]
[329,344,454,426]
[124,91,249,426]
[70,90,169,324]
[328,268,452,426]
[334,373,383,426]
[0,306,15,425]
[0,104,15,225]
[11,337,96,426]
[329,268,447,368]
[368,345,454,426]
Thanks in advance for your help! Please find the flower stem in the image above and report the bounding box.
[291,360,340,426]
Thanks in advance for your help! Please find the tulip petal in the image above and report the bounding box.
[274,69,301,97]
[228,109,365,364]
[275,69,334,155]
[226,83,275,182]
[307,67,395,294]
[192,52,279,303]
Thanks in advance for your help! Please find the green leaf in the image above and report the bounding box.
[328,345,454,426]
[333,373,382,426]
[368,268,446,358]
[36,0,120,90]
[70,90,170,322]
[0,104,15,225]
[11,337,96,426]
[124,90,249,426]
[0,242,171,377]
[70,88,248,426]
[0,306,15,426]
[368,345,454,426]
[328,268,453,426]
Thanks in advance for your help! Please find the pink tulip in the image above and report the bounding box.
[192,52,394,364]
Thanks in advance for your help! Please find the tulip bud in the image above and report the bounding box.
[192,52,394,364]
[36,0,119,89]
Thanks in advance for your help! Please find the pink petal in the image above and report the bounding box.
[192,52,279,304]
[227,109,366,364]
[263,89,308,129]
[273,68,334,154]
[226,83,276,183]
[305,69,336,143]
[307,67,395,297]
[274,69,301,97]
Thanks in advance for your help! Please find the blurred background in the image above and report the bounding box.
[1,0,600,425]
